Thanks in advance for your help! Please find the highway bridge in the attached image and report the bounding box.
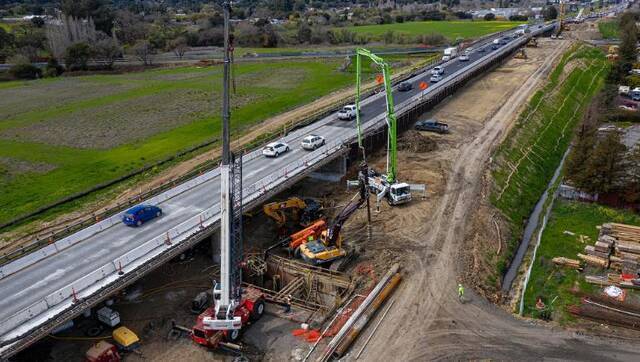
[0,23,555,358]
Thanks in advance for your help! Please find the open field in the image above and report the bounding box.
[346,20,525,41]
[522,200,640,322]
[598,20,619,39]
[491,45,609,274]
[0,60,356,225]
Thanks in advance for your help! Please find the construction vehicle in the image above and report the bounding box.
[191,1,265,349]
[85,341,120,362]
[112,326,140,352]
[526,37,538,48]
[514,48,527,60]
[353,48,412,206]
[262,197,322,231]
[299,164,369,265]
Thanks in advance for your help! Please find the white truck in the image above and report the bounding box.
[338,104,358,120]
[632,87,640,101]
[442,47,458,61]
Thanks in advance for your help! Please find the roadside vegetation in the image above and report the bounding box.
[490,44,609,279]
[522,200,640,322]
[598,20,620,39]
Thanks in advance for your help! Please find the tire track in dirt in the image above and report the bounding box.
[352,42,640,361]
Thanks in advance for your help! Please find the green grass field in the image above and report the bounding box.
[522,200,640,322]
[598,20,619,39]
[490,45,609,276]
[0,60,357,225]
[345,20,525,41]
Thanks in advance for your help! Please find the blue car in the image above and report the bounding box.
[122,204,162,227]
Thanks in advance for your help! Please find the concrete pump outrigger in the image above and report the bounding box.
[354,48,412,206]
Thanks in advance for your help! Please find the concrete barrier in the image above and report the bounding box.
[0,300,48,336]
[0,244,58,279]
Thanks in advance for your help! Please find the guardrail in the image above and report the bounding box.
[0,51,442,267]
[0,23,556,353]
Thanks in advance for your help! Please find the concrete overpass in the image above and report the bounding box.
[0,23,556,358]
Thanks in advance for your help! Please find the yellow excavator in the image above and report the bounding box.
[299,164,369,266]
[263,197,322,233]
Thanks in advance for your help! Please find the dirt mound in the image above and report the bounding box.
[399,130,437,153]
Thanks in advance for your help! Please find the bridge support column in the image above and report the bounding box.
[308,154,347,182]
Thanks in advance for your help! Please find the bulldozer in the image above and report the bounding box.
[262,197,322,234]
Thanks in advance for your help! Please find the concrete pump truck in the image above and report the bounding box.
[354,48,412,206]
[191,1,265,349]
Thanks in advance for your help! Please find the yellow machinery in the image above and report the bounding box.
[263,197,322,230]
[112,326,140,352]
[514,49,527,59]
[526,38,538,48]
[299,165,368,266]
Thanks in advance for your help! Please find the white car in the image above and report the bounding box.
[301,134,325,150]
[431,66,444,75]
[459,54,470,61]
[262,141,290,157]
[430,74,443,83]
[338,104,358,120]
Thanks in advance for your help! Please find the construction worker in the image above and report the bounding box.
[308,235,314,243]
[283,294,292,314]
[457,284,465,303]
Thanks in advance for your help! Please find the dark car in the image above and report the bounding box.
[478,47,486,53]
[415,119,449,134]
[122,204,162,227]
[398,82,413,92]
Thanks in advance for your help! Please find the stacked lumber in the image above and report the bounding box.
[578,253,609,268]
[585,275,610,286]
[552,257,581,269]
[602,223,640,244]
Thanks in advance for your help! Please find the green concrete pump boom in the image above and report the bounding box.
[355,48,398,184]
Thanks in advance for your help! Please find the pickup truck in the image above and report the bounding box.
[415,119,449,134]
[338,104,358,120]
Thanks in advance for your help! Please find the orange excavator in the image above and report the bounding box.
[265,164,369,265]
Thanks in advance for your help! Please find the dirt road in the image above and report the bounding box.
[351,40,640,360]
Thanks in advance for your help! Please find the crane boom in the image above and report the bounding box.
[355,48,397,184]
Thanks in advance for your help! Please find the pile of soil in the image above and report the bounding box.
[398,130,437,153]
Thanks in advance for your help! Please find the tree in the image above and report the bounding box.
[61,0,115,34]
[30,17,45,28]
[625,145,640,203]
[484,13,496,21]
[92,35,121,69]
[544,6,558,21]
[581,131,627,194]
[114,10,148,45]
[618,21,638,68]
[9,62,42,79]
[169,36,189,60]
[65,42,92,70]
[44,57,64,77]
[130,40,155,66]
[566,125,597,187]
[297,22,312,43]
[46,15,97,61]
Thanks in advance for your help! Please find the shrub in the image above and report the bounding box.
[45,58,64,77]
[9,63,42,79]
[65,42,92,71]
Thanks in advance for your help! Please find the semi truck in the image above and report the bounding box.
[442,47,458,61]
